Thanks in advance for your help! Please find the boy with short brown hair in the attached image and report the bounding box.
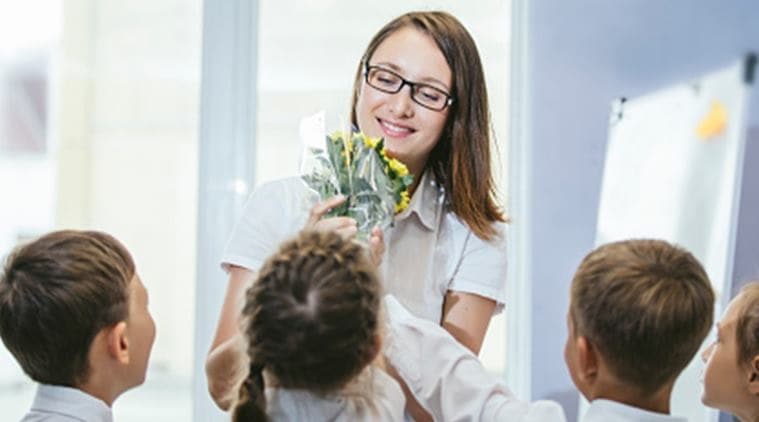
[0,230,156,422]
[384,238,715,421]
[565,239,715,420]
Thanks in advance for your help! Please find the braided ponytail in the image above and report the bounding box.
[231,360,267,422]
[233,230,382,419]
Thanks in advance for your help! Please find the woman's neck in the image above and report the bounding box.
[408,167,426,197]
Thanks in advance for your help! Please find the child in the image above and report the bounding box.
[231,230,404,421]
[565,238,713,420]
[701,281,759,422]
[383,238,714,421]
[0,230,156,421]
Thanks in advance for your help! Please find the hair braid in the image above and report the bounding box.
[233,230,382,416]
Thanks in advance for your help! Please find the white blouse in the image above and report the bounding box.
[222,171,508,323]
[265,367,405,421]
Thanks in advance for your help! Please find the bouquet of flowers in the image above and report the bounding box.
[301,130,414,240]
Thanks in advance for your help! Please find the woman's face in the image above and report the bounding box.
[355,27,452,177]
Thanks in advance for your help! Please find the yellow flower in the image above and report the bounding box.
[388,158,409,177]
[362,133,380,149]
[395,190,411,213]
[379,147,390,163]
[330,130,345,142]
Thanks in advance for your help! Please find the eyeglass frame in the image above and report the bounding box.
[363,63,454,111]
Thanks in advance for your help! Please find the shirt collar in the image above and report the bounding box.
[30,384,113,422]
[395,170,443,231]
[587,399,686,422]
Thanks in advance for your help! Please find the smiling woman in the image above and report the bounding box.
[354,26,452,184]
[207,8,511,421]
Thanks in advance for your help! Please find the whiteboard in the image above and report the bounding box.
[593,56,754,422]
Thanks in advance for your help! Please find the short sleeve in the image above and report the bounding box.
[220,178,310,273]
[448,221,508,314]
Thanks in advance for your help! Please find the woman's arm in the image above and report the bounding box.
[205,266,256,409]
[441,291,497,355]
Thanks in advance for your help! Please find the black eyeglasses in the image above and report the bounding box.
[364,64,454,111]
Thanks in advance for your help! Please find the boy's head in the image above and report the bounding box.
[564,239,714,402]
[0,230,155,400]
[702,281,759,420]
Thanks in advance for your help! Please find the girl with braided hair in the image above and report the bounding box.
[231,230,404,421]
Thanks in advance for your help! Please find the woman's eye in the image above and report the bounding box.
[418,88,442,102]
[374,71,399,86]
[422,92,441,102]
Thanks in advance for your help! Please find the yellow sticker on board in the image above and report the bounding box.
[696,101,728,140]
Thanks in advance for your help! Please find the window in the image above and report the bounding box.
[0,2,201,419]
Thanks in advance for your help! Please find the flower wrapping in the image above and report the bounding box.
[301,130,414,240]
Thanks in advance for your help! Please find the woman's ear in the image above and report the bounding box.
[747,355,759,395]
[106,321,130,365]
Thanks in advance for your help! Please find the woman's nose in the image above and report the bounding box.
[387,85,415,117]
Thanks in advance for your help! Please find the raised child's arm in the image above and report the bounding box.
[384,295,567,422]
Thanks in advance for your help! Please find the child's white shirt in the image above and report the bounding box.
[265,366,405,421]
[584,399,687,422]
[384,294,567,422]
[21,384,113,422]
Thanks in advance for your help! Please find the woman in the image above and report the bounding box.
[207,10,508,416]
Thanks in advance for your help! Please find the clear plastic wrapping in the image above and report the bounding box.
[301,130,413,241]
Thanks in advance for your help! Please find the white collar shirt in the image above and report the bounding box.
[584,400,687,422]
[222,172,508,324]
[21,384,113,422]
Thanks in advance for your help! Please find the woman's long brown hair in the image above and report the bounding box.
[350,11,507,241]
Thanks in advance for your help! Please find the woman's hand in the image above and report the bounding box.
[306,196,386,268]
[305,195,357,238]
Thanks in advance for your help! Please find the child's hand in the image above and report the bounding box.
[305,195,357,238]
[368,227,385,267]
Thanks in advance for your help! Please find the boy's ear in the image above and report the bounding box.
[106,321,130,365]
[747,355,759,395]
[576,336,599,383]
